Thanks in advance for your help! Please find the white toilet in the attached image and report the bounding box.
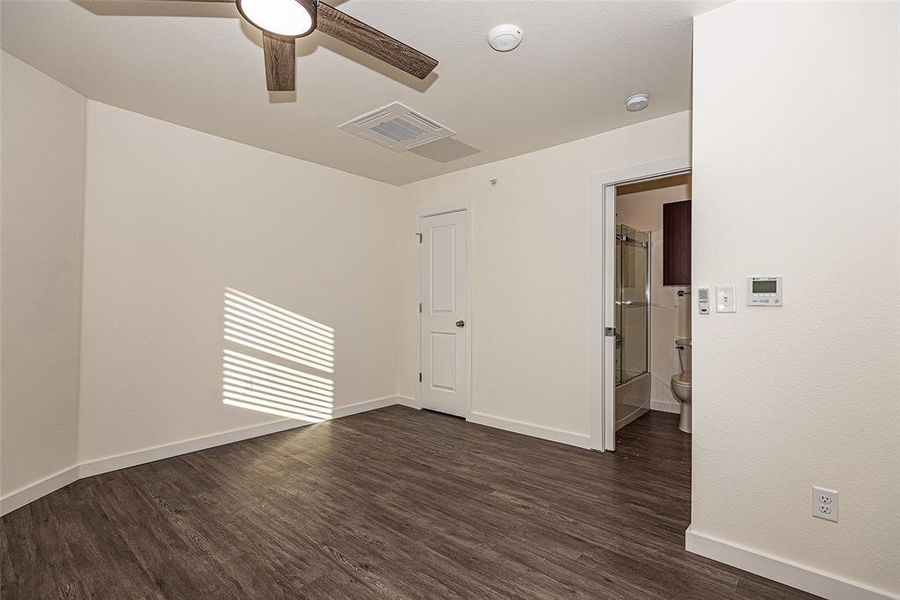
[670,338,692,433]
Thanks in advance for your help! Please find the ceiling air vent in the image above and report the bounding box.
[339,102,456,152]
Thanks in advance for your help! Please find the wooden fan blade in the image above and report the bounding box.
[262,32,296,91]
[316,2,437,79]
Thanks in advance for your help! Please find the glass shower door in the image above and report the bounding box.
[615,225,650,385]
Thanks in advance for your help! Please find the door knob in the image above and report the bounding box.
[455,320,465,328]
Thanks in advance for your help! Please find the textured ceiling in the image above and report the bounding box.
[1,0,724,185]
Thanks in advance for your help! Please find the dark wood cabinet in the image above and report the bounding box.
[663,200,691,286]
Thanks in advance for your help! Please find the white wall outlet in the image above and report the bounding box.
[715,285,737,313]
[812,486,839,522]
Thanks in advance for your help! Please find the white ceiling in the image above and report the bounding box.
[1,0,723,185]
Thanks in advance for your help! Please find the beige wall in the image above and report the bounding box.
[692,1,899,595]
[1,53,86,496]
[397,112,691,440]
[616,183,692,413]
[78,101,402,463]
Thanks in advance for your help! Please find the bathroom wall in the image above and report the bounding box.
[616,180,691,413]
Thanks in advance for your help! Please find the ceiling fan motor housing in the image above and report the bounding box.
[237,0,318,38]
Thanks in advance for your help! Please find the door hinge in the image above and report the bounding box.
[416,233,422,243]
[605,327,617,337]
[418,302,422,313]
[418,372,422,382]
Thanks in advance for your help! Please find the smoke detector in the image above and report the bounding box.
[625,93,650,112]
[488,24,523,52]
[339,102,455,152]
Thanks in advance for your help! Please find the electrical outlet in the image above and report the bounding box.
[812,486,839,522]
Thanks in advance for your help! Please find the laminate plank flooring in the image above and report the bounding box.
[1,407,819,599]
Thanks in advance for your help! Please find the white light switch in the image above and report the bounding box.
[716,285,737,313]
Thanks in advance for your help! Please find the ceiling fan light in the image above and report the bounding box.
[237,0,317,38]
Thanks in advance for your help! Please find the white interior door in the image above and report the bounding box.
[419,210,469,417]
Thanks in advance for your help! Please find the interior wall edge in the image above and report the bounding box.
[1,51,87,497]
[81,97,400,190]
[685,527,900,600]
[0,395,405,517]
[395,395,420,409]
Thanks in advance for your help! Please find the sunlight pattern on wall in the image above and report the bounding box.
[223,288,334,421]
[224,288,334,373]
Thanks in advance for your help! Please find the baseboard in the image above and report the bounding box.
[650,399,681,414]
[78,417,311,478]
[0,465,80,517]
[615,404,650,432]
[395,395,421,410]
[2,395,403,517]
[468,411,591,449]
[333,395,401,418]
[685,526,899,600]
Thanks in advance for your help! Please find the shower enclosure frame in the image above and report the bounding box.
[589,155,691,452]
[612,224,652,431]
[614,225,651,388]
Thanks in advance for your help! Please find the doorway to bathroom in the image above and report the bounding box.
[589,156,692,452]
[613,174,692,442]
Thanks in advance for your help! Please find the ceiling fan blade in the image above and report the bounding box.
[262,32,296,91]
[316,2,437,80]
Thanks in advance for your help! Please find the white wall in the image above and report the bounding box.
[1,53,85,496]
[692,2,899,596]
[78,102,402,463]
[617,183,692,413]
[397,112,691,441]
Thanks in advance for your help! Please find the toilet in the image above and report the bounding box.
[670,338,692,434]
[670,372,691,433]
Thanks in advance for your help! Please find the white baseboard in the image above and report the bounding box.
[650,399,681,414]
[0,465,80,517]
[333,395,401,418]
[685,526,899,600]
[2,395,402,516]
[468,411,591,449]
[78,417,309,478]
[395,395,420,409]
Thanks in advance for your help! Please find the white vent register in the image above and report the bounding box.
[339,102,455,152]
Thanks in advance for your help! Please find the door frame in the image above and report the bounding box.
[590,155,691,451]
[415,203,475,419]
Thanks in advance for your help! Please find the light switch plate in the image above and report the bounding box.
[716,285,737,313]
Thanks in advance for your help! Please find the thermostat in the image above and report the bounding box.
[748,276,782,306]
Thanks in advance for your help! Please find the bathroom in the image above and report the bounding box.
[614,173,692,435]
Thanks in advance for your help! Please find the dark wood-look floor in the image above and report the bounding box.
[1,407,819,599]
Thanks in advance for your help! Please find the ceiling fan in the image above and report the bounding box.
[156,0,438,91]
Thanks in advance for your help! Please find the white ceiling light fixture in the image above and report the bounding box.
[625,93,650,112]
[236,0,317,38]
[488,24,524,52]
